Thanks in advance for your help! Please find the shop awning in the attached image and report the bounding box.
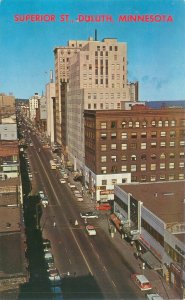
[141,251,162,270]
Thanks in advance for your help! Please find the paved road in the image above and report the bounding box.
[24,129,180,300]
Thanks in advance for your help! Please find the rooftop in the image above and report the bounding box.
[119,180,185,224]
[0,207,21,233]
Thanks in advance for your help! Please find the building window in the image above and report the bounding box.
[121,121,126,128]
[180,141,185,146]
[111,166,117,173]
[164,120,169,127]
[180,152,185,158]
[151,120,156,127]
[101,133,107,140]
[179,173,185,180]
[128,121,133,128]
[111,121,116,128]
[141,175,147,182]
[111,133,117,139]
[151,164,156,170]
[121,132,127,139]
[100,122,107,129]
[111,144,117,150]
[160,163,165,169]
[130,143,137,149]
[160,141,166,147]
[158,120,163,127]
[121,155,127,161]
[132,176,137,182]
[102,180,107,185]
[135,121,140,128]
[101,144,107,151]
[100,103,103,109]
[151,175,156,182]
[169,152,175,158]
[141,143,147,150]
[121,143,127,150]
[131,155,136,161]
[141,154,147,160]
[151,154,157,159]
[169,162,175,169]
[160,131,166,137]
[111,155,117,162]
[101,156,107,162]
[141,132,147,138]
[151,131,157,138]
[171,120,176,127]
[160,174,165,180]
[101,166,107,174]
[170,141,175,147]
[142,121,147,127]
[131,132,137,138]
[170,131,176,138]
[169,174,175,180]
[94,104,97,109]
[179,162,184,168]
[160,153,166,159]
[131,165,136,172]
[151,142,157,148]
[121,165,127,172]
[112,179,117,184]
[141,164,146,171]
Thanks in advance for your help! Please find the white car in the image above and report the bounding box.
[146,294,163,300]
[86,225,96,236]
[80,212,98,219]
[60,179,66,184]
[38,190,45,199]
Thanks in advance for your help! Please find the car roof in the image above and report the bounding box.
[135,274,150,283]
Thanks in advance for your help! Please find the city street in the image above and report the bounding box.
[25,131,146,299]
[20,127,179,300]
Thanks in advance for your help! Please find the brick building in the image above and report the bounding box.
[84,105,185,201]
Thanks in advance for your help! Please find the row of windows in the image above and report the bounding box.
[100,131,181,139]
[87,102,122,109]
[119,162,184,171]
[100,152,185,161]
[100,120,179,129]
[100,141,185,150]
[132,173,185,182]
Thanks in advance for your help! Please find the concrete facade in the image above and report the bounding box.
[54,37,138,171]
[46,82,55,145]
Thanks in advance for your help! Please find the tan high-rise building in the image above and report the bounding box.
[54,37,138,171]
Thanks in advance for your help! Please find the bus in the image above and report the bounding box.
[50,160,57,170]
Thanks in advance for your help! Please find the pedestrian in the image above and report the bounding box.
[53,221,56,227]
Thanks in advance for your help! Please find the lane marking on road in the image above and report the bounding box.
[36,151,93,276]
[112,280,116,287]
[103,266,107,272]
[36,152,61,207]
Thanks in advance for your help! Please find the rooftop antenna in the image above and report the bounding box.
[95,29,97,41]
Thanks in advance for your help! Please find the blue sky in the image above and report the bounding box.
[0,0,185,101]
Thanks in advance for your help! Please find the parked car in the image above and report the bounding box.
[48,268,61,286]
[60,179,66,184]
[86,225,96,236]
[38,190,45,199]
[131,274,152,291]
[44,251,54,263]
[41,196,49,206]
[95,203,111,211]
[146,293,163,300]
[80,212,98,219]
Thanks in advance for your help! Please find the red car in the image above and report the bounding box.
[95,203,111,211]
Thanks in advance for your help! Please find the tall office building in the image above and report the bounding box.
[54,36,138,171]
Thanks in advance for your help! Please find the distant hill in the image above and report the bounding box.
[146,100,185,109]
